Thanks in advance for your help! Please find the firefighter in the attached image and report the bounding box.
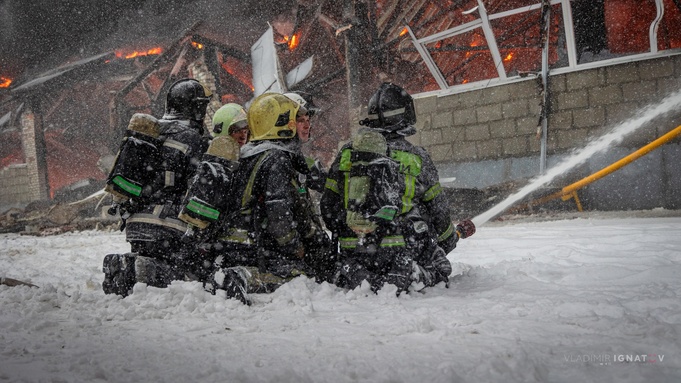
[205,92,330,304]
[320,82,476,294]
[283,92,335,282]
[102,78,212,297]
[283,92,326,193]
[211,103,249,147]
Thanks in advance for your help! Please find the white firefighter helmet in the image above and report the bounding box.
[283,92,320,117]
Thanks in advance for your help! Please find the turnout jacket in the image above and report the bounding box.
[224,141,306,259]
[208,140,330,280]
[125,117,208,243]
[321,131,458,253]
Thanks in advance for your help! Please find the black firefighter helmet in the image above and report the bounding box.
[360,82,416,132]
[165,78,212,122]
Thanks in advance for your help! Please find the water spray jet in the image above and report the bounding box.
[469,89,681,229]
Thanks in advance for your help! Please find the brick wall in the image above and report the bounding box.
[0,107,52,210]
[188,54,222,129]
[20,107,50,201]
[410,54,681,210]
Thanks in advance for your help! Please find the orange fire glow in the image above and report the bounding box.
[0,76,11,88]
[191,41,204,49]
[115,47,162,59]
[220,59,254,92]
[399,27,408,37]
[504,52,514,62]
[466,34,484,58]
[284,34,300,50]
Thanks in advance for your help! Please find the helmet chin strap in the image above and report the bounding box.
[189,119,204,133]
[376,84,385,126]
[388,123,417,137]
[372,122,416,138]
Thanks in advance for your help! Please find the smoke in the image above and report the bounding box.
[0,0,295,80]
[1,0,134,75]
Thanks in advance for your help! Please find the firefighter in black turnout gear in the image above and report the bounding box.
[321,82,475,294]
[284,92,327,193]
[174,103,248,303]
[102,78,211,297]
[201,93,330,304]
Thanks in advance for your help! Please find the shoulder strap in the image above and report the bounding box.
[391,150,423,214]
[241,151,271,210]
[390,150,422,177]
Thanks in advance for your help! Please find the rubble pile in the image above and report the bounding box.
[0,180,575,236]
[0,193,118,235]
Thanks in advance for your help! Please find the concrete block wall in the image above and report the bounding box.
[411,53,681,210]
[0,164,33,206]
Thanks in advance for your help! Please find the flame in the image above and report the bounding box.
[115,47,162,59]
[504,52,514,62]
[288,34,299,50]
[192,41,204,49]
[466,34,484,58]
[0,76,11,88]
[283,34,300,50]
[399,27,408,37]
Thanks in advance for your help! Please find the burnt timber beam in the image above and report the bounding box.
[111,21,202,133]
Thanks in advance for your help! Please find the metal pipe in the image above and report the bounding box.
[518,124,681,210]
[561,124,681,195]
[650,0,664,54]
[539,0,551,173]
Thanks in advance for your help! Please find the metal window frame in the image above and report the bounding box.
[408,0,676,93]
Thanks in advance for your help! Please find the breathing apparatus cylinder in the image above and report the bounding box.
[178,135,240,230]
[105,113,163,201]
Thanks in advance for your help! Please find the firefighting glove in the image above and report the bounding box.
[107,203,119,217]
[456,219,476,239]
[107,195,128,216]
[295,244,306,260]
[181,225,197,243]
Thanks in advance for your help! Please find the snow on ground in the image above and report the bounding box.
[1,211,681,383]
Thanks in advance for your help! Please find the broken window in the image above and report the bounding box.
[399,0,681,93]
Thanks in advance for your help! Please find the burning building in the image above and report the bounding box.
[1,0,681,213]
[0,0,355,208]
